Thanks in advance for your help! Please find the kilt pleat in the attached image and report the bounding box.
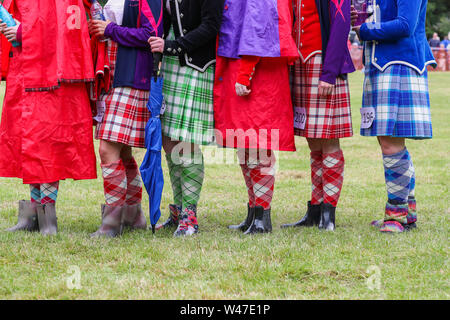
[290,54,353,139]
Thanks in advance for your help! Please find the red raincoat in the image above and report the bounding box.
[0,0,97,184]
[214,0,299,151]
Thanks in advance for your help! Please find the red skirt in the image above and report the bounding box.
[291,54,353,139]
[214,56,295,152]
[0,47,97,184]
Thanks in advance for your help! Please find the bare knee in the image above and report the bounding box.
[378,137,405,155]
[99,140,122,164]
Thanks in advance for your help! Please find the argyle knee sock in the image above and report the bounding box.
[30,184,41,204]
[383,148,413,205]
[166,153,183,207]
[407,156,417,224]
[40,182,60,204]
[101,159,127,207]
[310,151,323,205]
[240,163,256,208]
[248,151,276,210]
[322,150,345,207]
[123,157,142,205]
[180,150,204,210]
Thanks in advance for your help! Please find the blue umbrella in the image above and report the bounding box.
[140,52,164,233]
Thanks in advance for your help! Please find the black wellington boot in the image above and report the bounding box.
[243,206,272,235]
[6,200,39,232]
[318,203,336,231]
[281,201,321,228]
[229,204,255,232]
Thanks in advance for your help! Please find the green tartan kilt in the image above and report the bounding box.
[161,54,215,146]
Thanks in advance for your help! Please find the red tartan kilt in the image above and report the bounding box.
[95,41,150,148]
[291,54,353,139]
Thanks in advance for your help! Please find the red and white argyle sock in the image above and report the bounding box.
[248,151,276,210]
[240,164,256,207]
[101,159,127,207]
[40,182,60,204]
[123,157,143,205]
[322,150,345,207]
[310,151,323,205]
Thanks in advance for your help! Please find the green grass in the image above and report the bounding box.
[0,72,449,300]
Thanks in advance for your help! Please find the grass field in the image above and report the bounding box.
[0,72,448,300]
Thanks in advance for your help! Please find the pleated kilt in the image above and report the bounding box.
[290,54,353,139]
[160,29,215,146]
[360,44,433,139]
[95,41,150,148]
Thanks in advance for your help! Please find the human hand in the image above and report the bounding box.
[89,20,111,38]
[351,5,358,26]
[235,82,251,96]
[318,80,334,98]
[4,19,20,42]
[0,19,7,34]
[148,37,164,53]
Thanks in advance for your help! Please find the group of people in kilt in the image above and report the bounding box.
[0,0,435,237]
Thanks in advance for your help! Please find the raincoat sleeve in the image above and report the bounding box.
[104,19,155,48]
[320,0,352,85]
[236,55,260,87]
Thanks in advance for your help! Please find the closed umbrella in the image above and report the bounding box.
[140,52,164,233]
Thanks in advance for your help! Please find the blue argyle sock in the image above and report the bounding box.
[383,148,413,205]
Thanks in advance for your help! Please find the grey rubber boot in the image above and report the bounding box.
[6,200,39,232]
[36,203,58,235]
[123,203,147,230]
[91,204,124,238]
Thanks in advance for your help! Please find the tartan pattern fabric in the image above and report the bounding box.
[322,150,345,207]
[101,160,127,207]
[383,148,414,204]
[179,151,205,209]
[361,44,432,139]
[238,150,276,210]
[240,164,256,207]
[30,182,60,204]
[123,158,142,205]
[165,153,183,207]
[40,182,60,204]
[310,151,323,205]
[30,184,41,204]
[161,29,215,145]
[95,41,150,148]
[291,54,353,139]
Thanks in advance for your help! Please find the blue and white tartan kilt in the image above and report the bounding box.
[360,63,433,139]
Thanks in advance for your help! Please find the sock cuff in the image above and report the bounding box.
[123,157,138,169]
[101,159,125,178]
[382,147,408,160]
[322,149,344,168]
[310,150,322,161]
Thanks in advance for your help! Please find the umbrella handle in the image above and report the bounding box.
[153,52,163,81]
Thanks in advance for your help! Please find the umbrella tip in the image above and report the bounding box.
[151,224,156,234]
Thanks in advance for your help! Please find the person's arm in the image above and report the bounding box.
[104,17,156,48]
[237,56,260,87]
[164,0,224,56]
[320,0,352,85]
[359,0,421,42]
